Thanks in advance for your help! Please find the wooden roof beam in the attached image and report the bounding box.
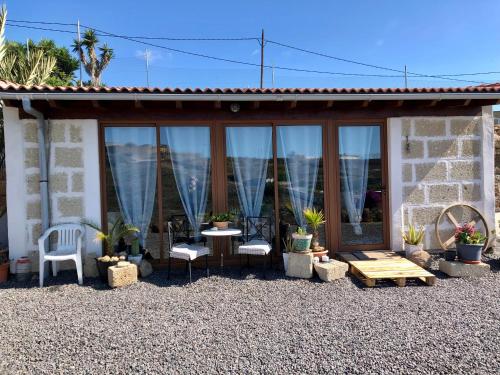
[91,100,103,109]
[325,100,334,109]
[214,101,221,109]
[361,100,371,108]
[463,99,472,106]
[395,100,404,107]
[48,99,60,109]
[175,100,183,110]
[252,101,260,109]
[429,99,441,107]
[134,100,143,109]
[288,101,297,109]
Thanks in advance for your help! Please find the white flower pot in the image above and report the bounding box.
[283,253,289,273]
[404,243,423,257]
[128,254,143,266]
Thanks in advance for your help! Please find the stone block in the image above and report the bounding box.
[83,252,99,278]
[450,118,480,136]
[402,119,412,136]
[414,119,446,136]
[139,260,153,277]
[401,140,424,159]
[49,172,68,193]
[26,173,40,194]
[72,172,84,192]
[70,125,83,143]
[408,250,432,269]
[439,259,490,277]
[55,147,83,168]
[462,183,481,202]
[449,161,481,180]
[404,185,425,204]
[402,164,413,182]
[428,184,459,203]
[26,200,41,219]
[460,139,480,157]
[108,263,138,288]
[49,123,66,142]
[314,260,348,282]
[411,206,444,226]
[286,252,313,279]
[31,223,42,246]
[24,122,38,142]
[25,148,39,168]
[427,140,458,158]
[57,197,83,217]
[415,162,447,182]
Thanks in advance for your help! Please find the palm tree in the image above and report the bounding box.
[0,5,56,85]
[72,29,114,86]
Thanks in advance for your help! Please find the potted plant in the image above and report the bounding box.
[128,237,142,265]
[303,207,327,255]
[292,227,312,252]
[82,218,139,282]
[402,224,425,257]
[282,235,293,272]
[210,212,233,230]
[0,248,9,283]
[454,223,486,264]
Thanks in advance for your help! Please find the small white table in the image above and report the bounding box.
[201,228,242,270]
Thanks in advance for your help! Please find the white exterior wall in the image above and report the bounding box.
[3,107,101,270]
[388,108,495,251]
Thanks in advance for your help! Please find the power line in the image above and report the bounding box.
[265,39,485,84]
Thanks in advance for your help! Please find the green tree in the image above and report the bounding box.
[72,29,114,86]
[5,39,79,86]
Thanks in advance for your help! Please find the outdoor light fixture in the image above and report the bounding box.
[230,103,240,113]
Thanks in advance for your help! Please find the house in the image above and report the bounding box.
[0,80,497,272]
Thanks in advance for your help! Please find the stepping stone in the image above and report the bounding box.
[108,263,138,288]
[314,260,349,282]
[286,252,313,279]
[439,259,490,277]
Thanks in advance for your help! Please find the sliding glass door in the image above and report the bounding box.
[336,124,387,249]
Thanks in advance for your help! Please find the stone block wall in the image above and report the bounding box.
[400,116,483,249]
[24,121,86,252]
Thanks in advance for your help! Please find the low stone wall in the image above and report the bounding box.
[401,116,484,249]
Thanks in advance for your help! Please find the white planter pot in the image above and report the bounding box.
[128,254,143,266]
[404,243,423,257]
[283,253,289,273]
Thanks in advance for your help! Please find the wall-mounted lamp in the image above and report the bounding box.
[230,103,240,113]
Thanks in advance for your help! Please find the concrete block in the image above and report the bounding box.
[49,123,66,142]
[450,118,480,136]
[414,119,446,136]
[462,183,481,202]
[26,200,41,220]
[57,197,83,217]
[26,173,40,194]
[139,260,153,277]
[427,140,457,158]
[108,263,138,288]
[286,252,313,279]
[71,172,84,192]
[24,122,38,142]
[439,259,490,277]
[55,147,83,168]
[404,185,425,204]
[49,172,68,193]
[83,252,99,278]
[402,140,424,159]
[428,184,459,203]
[460,139,480,157]
[411,206,444,226]
[402,163,413,182]
[314,260,348,282]
[415,162,447,182]
[25,148,39,168]
[402,119,411,136]
[69,125,82,142]
[449,161,481,180]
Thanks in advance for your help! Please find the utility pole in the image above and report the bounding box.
[260,29,264,88]
[77,20,82,86]
[404,65,408,89]
[145,49,150,87]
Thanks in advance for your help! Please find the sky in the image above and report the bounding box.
[5,0,500,89]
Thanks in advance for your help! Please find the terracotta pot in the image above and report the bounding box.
[311,249,328,261]
[213,221,229,230]
[456,243,483,264]
[0,262,8,283]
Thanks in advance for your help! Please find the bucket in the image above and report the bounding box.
[15,257,32,282]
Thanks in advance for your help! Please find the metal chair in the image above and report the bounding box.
[37,223,84,287]
[167,221,209,283]
[169,214,207,246]
[237,216,273,278]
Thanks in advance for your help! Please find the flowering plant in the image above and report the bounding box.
[454,223,486,245]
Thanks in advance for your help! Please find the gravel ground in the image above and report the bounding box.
[0,255,499,375]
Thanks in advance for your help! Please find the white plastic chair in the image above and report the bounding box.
[38,224,85,287]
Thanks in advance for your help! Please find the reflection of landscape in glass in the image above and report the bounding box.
[104,127,160,258]
[277,126,325,245]
[339,126,383,245]
[160,127,213,256]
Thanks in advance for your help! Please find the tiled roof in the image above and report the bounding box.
[1,80,500,95]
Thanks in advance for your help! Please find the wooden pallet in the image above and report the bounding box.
[337,251,435,287]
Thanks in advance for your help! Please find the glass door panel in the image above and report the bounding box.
[338,125,384,246]
[160,126,213,256]
[226,126,274,242]
[103,127,160,259]
[277,125,325,245]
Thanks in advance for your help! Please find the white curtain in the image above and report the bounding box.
[278,126,322,227]
[161,127,211,236]
[105,127,157,245]
[226,127,272,218]
[339,126,374,236]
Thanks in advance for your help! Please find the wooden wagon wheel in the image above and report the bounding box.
[435,204,490,253]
